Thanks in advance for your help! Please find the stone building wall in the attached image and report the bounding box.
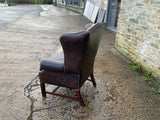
[87,0,108,10]
[115,0,160,78]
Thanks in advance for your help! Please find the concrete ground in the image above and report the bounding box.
[0,5,42,28]
[0,5,160,120]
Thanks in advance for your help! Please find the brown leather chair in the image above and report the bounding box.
[39,23,104,106]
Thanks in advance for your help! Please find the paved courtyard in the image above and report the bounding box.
[0,5,160,120]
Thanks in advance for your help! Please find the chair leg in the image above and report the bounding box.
[40,82,46,97]
[90,73,96,87]
[76,89,85,107]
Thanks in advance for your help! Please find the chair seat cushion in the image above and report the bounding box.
[40,53,64,72]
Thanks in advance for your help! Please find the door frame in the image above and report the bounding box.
[106,0,119,32]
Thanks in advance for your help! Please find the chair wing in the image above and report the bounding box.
[60,31,89,73]
[80,23,104,85]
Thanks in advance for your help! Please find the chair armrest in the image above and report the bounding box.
[84,23,94,30]
[60,31,89,73]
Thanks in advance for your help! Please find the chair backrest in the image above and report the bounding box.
[60,31,89,73]
[80,23,104,86]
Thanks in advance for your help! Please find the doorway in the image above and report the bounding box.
[106,0,121,32]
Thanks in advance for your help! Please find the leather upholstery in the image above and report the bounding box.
[39,23,104,106]
[80,23,104,87]
[40,53,64,72]
[39,23,104,89]
[60,31,89,73]
[39,71,79,89]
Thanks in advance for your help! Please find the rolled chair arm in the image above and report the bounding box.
[60,31,89,73]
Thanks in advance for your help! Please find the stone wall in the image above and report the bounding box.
[115,0,160,78]
[87,0,108,10]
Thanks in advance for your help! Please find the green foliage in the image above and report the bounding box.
[146,69,152,76]
[129,63,137,70]
[144,76,153,81]
[148,81,152,86]
[47,0,52,4]
[129,62,142,70]
[129,62,160,95]
[158,88,160,94]
[151,87,156,92]
[150,87,160,94]
[137,70,143,76]
[151,87,160,94]
[137,62,142,69]
[129,62,143,76]
[0,0,5,3]
[151,87,158,94]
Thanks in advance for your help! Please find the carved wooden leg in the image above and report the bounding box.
[40,82,46,97]
[76,89,85,107]
[90,73,96,87]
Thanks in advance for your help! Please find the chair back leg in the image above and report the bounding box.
[90,74,97,87]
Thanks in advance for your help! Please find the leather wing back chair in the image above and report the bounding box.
[39,23,104,106]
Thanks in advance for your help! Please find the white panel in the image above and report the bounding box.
[90,5,99,23]
[87,3,95,20]
[103,12,107,23]
[96,8,106,23]
[83,1,90,17]
[58,0,62,4]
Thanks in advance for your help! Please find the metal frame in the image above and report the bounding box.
[106,0,118,32]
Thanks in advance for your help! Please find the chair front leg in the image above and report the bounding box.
[40,82,46,97]
[76,89,85,107]
[90,73,96,87]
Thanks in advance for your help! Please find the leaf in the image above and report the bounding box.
[86,105,92,108]
[158,88,160,94]
[137,70,143,76]
[132,66,138,71]
[151,87,156,92]
[129,63,135,66]
[149,77,153,80]
[144,76,149,81]
[154,91,158,94]
[148,81,152,86]
[146,69,152,76]
[129,63,137,70]
[144,76,153,81]
[137,62,142,68]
